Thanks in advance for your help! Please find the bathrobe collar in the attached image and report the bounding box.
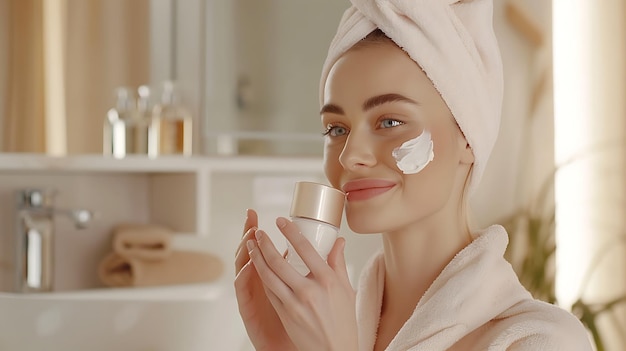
[356,225,532,351]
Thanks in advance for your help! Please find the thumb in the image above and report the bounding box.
[327,237,350,282]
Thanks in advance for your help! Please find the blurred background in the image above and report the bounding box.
[0,0,624,350]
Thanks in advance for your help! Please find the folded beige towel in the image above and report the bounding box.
[98,250,224,287]
[112,223,172,261]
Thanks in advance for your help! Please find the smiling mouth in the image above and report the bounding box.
[342,180,396,202]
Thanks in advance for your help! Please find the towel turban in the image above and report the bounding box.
[320,0,503,195]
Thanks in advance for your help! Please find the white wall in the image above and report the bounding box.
[472,0,553,226]
[554,0,626,348]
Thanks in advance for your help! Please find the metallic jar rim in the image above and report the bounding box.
[289,181,345,228]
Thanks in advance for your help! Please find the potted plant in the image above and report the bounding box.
[501,168,626,351]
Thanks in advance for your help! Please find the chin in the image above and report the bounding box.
[345,211,391,234]
[347,224,381,235]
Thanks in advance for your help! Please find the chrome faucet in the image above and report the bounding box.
[15,189,94,293]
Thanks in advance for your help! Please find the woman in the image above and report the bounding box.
[234,1,592,350]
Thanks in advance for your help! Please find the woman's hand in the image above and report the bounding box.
[247,216,359,351]
[234,209,297,351]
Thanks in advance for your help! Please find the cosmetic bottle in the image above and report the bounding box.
[104,87,131,157]
[135,85,154,154]
[149,81,193,157]
[103,87,149,158]
[286,181,346,275]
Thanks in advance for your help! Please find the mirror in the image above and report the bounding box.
[0,0,349,156]
[228,0,349,156]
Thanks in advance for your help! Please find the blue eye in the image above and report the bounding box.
[323,125,348,137]
[379,119,404,129]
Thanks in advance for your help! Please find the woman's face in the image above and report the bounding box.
[321,41,473,234]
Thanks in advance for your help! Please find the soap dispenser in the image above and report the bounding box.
[148,81,193,157]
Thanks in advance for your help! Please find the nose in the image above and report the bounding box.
[339,128,377,170]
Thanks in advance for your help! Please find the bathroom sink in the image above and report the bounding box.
[0,283,252,351]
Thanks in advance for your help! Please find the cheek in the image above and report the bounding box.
[323,146,342,189]
[395,139,458,222]
[404,128,459,200]
[431,128,460,168]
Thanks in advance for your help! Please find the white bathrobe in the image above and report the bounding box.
[356,225,593,351]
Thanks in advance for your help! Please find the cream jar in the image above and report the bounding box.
[286,181,345,275]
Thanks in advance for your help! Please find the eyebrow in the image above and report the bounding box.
[319,103,345,115]
[363,93,419,111]
[320,93,419,115]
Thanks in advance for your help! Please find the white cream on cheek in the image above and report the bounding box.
[392,129,435,174]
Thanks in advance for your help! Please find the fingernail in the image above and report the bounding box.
[246,239,255,252]
[276,217,288,229]
[245,208,251,219]
[255,229,262,241]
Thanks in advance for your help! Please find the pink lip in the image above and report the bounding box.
[342,179,396,202]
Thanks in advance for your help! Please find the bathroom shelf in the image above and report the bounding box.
[0,153,327,291]
[0,153,325,236]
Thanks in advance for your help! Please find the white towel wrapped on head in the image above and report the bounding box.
[319,0,503,194]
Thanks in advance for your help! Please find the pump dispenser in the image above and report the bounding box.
[286,181,346,275]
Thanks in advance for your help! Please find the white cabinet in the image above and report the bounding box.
[0,154,325,291]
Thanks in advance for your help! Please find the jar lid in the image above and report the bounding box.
[289,181,345,228]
